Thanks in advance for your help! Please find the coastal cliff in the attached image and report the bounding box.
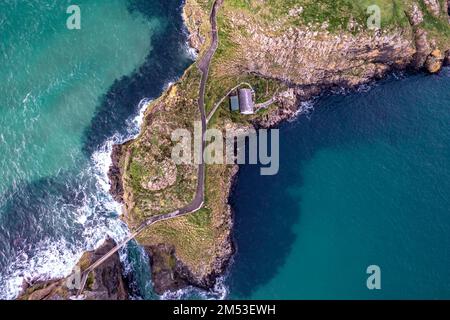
[108,0,450,296]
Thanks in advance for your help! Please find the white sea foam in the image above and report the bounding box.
[0,238,80,300]
[0,98,154,300]
[160,276,229,300]
[22,92,31,104]
[128,98,153,136]
[164,81,176,90]
[0,155,129,299]
[185,44,198,60]
[289,100,316,121]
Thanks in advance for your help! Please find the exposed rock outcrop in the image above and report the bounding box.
[254,86,321,128]
[145,244,188,294]
[412,28,433,69]
[409,3,424,26]
[183,0,207,52]
[425,49,445,73]
[108,144,126,203]
[423,0,441,17]
[224,1,449,95]
[142,160,177,191]
[229,21,415,87]
[405,4,448,73]
[79,238,129,300]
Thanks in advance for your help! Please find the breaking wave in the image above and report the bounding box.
[289,100,316,121]
[0,98,152,300]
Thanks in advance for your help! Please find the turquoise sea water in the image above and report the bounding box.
[0,0,192,299]
[228,70,450,299]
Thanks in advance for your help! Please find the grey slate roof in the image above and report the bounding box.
[238,88,254,114]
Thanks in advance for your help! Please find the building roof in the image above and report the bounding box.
[238,88,254,115]
[230,95,239,111]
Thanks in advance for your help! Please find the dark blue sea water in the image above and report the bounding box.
[228,70,450,299]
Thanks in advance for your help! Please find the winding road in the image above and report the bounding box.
[76,0,223,296]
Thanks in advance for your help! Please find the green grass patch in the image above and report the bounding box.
[187,208,212,227]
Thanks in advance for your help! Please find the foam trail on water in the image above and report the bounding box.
[184,42,198,60]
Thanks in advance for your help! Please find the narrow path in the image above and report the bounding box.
[255,97,277,111]
[76,0,223,297]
